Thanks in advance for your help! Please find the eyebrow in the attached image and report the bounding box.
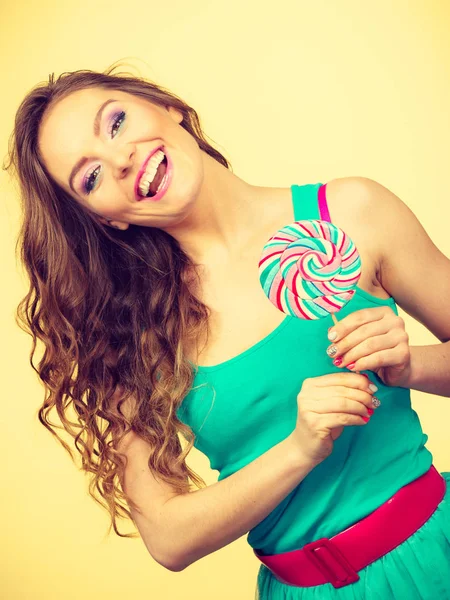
[68,98,117,194]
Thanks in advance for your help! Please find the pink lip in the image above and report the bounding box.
[134,145,164,200]
[136,147,172,203]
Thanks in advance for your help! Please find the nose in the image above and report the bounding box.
[110,143,135,179]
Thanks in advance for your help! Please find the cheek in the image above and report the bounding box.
[133,105,167,138]
[90,182,127,216]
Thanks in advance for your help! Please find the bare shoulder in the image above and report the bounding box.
[323,176,418,298]
[326,178,450,340]
[325,176,410,229]
[324,176,414,258]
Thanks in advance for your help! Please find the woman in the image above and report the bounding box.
[7,65,450,599]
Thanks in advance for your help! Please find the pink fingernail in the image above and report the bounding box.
[367,408,374,416]
[333,357,343,367]
[362,416,370,423]
[347,362,356,370]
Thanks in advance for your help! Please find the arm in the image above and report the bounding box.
[119,431,317,572]
[407,342,450,397]
[371,178,450,396]
[328,177,450,397]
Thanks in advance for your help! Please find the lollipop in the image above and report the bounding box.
[259,219,361,325]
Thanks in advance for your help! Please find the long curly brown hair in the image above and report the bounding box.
[4,63,231,538]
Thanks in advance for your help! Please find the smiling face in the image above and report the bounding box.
[38,87,205,230]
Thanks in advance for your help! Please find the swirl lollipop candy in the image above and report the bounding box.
[258,219,361,325]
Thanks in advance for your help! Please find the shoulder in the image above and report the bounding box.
[324,176,417,247]
[322,176,428,291]
[325,176,410,223]
[324,177,443,286]
[327,179,450,342]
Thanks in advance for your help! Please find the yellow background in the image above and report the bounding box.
[1,1,449,598]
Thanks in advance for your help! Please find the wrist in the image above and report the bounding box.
[285,433,324,470]
[403,346,421,389]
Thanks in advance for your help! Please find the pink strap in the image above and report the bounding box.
[318,184,331,222]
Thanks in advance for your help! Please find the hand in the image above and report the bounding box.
[326,306,411,387]
[292,373,379,464]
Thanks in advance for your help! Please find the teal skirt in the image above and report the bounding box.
[256,472,450,600]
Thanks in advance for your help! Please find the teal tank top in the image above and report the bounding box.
[177,183,432,555]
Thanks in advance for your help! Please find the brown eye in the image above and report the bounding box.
[109,111,126,138]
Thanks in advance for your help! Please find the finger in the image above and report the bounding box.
[320,413,370,429]
[305,372,371,390]
[326,320,393,359]
[309,398,372,417]
[349,344,410,373]
[317,386,377,408]
[338,330,408,369]
[327,306,393,343]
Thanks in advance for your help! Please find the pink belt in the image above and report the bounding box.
[254,465,446,589]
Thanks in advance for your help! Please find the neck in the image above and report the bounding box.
[162,153,269,263]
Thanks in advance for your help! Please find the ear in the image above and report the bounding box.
[98,216,130,230]
[167,105,183,124]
